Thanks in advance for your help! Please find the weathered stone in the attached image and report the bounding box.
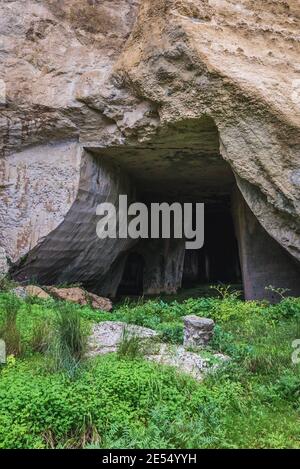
[232,188,300,302]
[11,286,28,299]
[147,344,229,381]
[0,142,82,265]
[87,293,113,312]
[47,286,87,304]
[47,287,112,311]
[183,315,215,348]
[88,321,158,355]
[12,285,51,299]
[25,285,50,299]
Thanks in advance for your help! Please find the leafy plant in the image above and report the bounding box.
[210,284,242,300]
[157,322,183,344]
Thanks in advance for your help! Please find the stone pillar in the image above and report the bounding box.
[232,188,300,301]
[183,315,215,348]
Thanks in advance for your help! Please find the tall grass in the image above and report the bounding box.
[48,303,87,378]
[31,319,53,353]
[0,295,22,355]
[117,329,143,360]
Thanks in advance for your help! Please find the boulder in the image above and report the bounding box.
[25,285,50,300]
[147,344,228,381]
[11,286,27,299]
[88,292,113,312]
[88,321,158,356]
[11,285,50,299]
[47,286,112,312]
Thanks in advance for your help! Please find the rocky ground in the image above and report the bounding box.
[88,320,229,380]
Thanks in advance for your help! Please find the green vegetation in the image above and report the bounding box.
[1,290,300,448]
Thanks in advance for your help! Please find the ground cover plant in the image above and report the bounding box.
[1,288,300,449]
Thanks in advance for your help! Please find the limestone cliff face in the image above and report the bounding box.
[115,0,300,260]
[0,1,299,295]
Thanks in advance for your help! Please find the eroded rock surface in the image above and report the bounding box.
[147,344,228,381]
[12,285,50,299]
[88,321,159,355]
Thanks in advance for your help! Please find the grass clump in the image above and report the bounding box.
[0,295,22,356]
[117,329,144,360]
[48,303,88,378]
[31,319,53,353]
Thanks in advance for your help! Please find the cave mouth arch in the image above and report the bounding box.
[89,115,300,301]
[12,116,300,302]
[90,115,243,297]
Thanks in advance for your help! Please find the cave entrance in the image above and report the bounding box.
[87,115,300,300]
[117,252,144,296]
[91,116,243,297]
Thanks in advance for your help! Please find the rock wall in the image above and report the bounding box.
[12,151,137,293]
[232,187,300,301]
[0,1,299,297]
[115,0,300,262]
[0,141,81,264]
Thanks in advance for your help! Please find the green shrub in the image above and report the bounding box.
[274,371,300,402]
[267,297,300,320]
